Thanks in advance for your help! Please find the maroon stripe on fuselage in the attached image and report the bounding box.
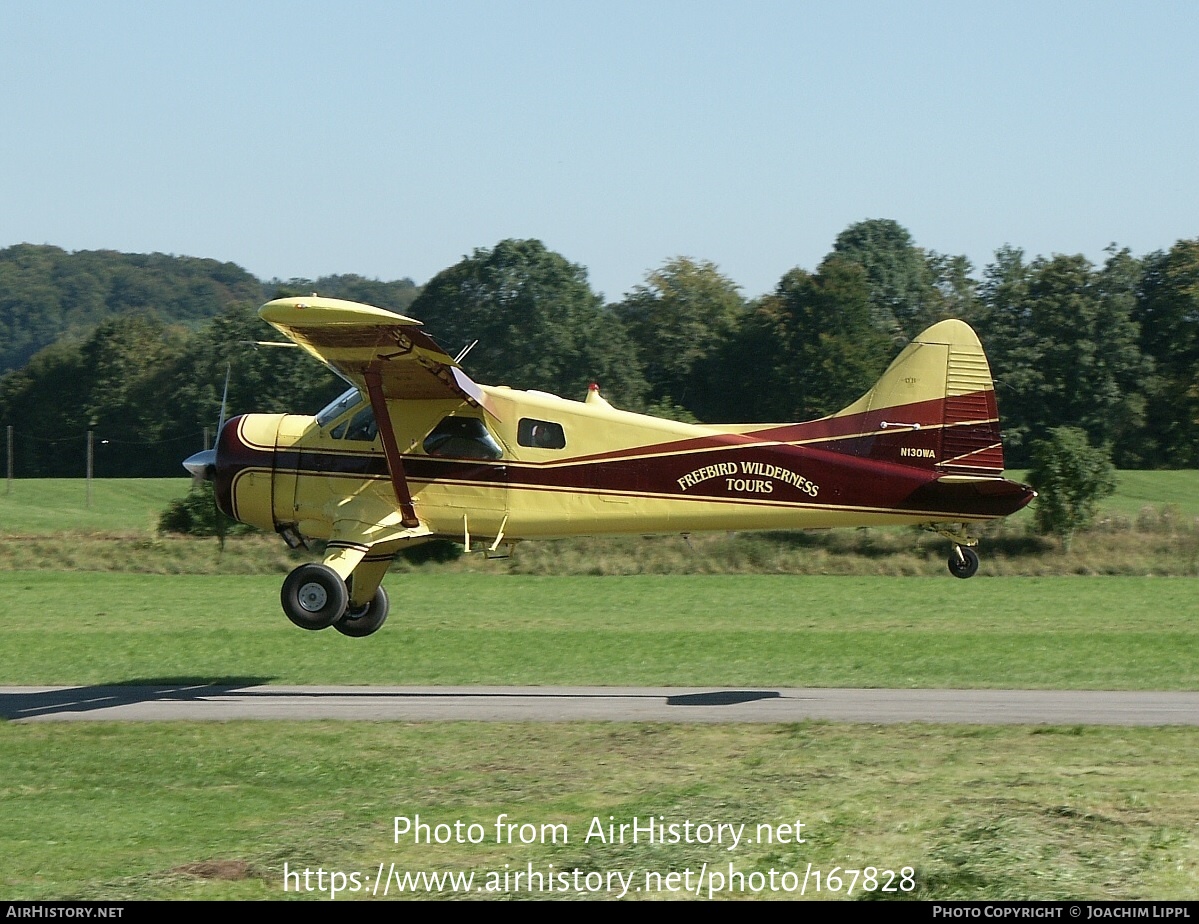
[737,395,950,444]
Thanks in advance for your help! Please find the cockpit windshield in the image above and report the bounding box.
[315,387,362,426]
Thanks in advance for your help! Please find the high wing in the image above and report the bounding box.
[260,295,500,530]
[258,296,498,418]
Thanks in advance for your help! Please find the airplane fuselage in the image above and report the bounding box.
[214,383,1032,547]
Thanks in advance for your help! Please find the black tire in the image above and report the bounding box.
[281,563,348,630]
[334,586,390,638]
[948,545,979,579]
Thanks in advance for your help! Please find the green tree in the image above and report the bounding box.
[832,219,950,340]
[0,244,263,373]
[268,274,420,316]
[1027,427,1117,550]
[975,249,1150,465]
[1134,238,1199,465]
[0,337,91,477]
[83,313,196,476]
[0,312,195,477]
[198,301,345,419]
[926,251,980,323]
[613,257,744,411]
[0,301,348,477]
[719,255,893,422]
[974,246,1039,457]
[410,239,646,405]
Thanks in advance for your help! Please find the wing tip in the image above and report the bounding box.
[259,296,421,326]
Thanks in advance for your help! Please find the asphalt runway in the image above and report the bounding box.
[2,684,1198,725]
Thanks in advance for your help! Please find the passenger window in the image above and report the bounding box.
[423,416,503,460]
[517,418,566,450]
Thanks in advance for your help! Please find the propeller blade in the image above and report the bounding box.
[215,363,231,438]
[181,364,231,481]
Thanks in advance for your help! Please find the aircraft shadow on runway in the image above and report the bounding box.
[0,678,275,720]
[0,682,782,720]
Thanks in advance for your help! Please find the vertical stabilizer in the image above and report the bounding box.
[827,320,1005,476]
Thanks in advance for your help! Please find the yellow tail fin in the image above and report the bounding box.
[830,320,1005,475]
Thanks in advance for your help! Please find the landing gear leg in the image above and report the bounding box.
[925,523,981,579]
[948,545,979,579]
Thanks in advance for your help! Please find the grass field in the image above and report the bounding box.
[1006,469,1199,521]
[3,721,1197,900]
[0,478,187,535]
[1,573,1195,689]
[2,476,1198,901]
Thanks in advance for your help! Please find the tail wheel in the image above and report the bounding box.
[334,586,390,638]
[948,545,979,579]
[281,563,348,630]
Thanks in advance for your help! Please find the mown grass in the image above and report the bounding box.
[1007,468,1199,520]
[0,478,187,535]
[1,573,1195,689]
[2,721,1196,900]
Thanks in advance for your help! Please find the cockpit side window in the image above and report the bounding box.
[316,387,361,427]
[517,418,566,449]
[423,416,503,460]
[330,405,378,442]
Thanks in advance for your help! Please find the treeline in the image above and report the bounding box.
[1,222,1197,477]
[0,245,260,374]
[0,245,419,476]
[0,243,420,375]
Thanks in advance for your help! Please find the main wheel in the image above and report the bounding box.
[281,563,348,630]
[334,586,389,638]
[948,545,979,579]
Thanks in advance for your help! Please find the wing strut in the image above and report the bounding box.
[364,368,420,528]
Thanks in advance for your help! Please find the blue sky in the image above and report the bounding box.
[2,1,1196,301]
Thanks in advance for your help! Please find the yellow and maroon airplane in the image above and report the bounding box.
[184,296,1034,637]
